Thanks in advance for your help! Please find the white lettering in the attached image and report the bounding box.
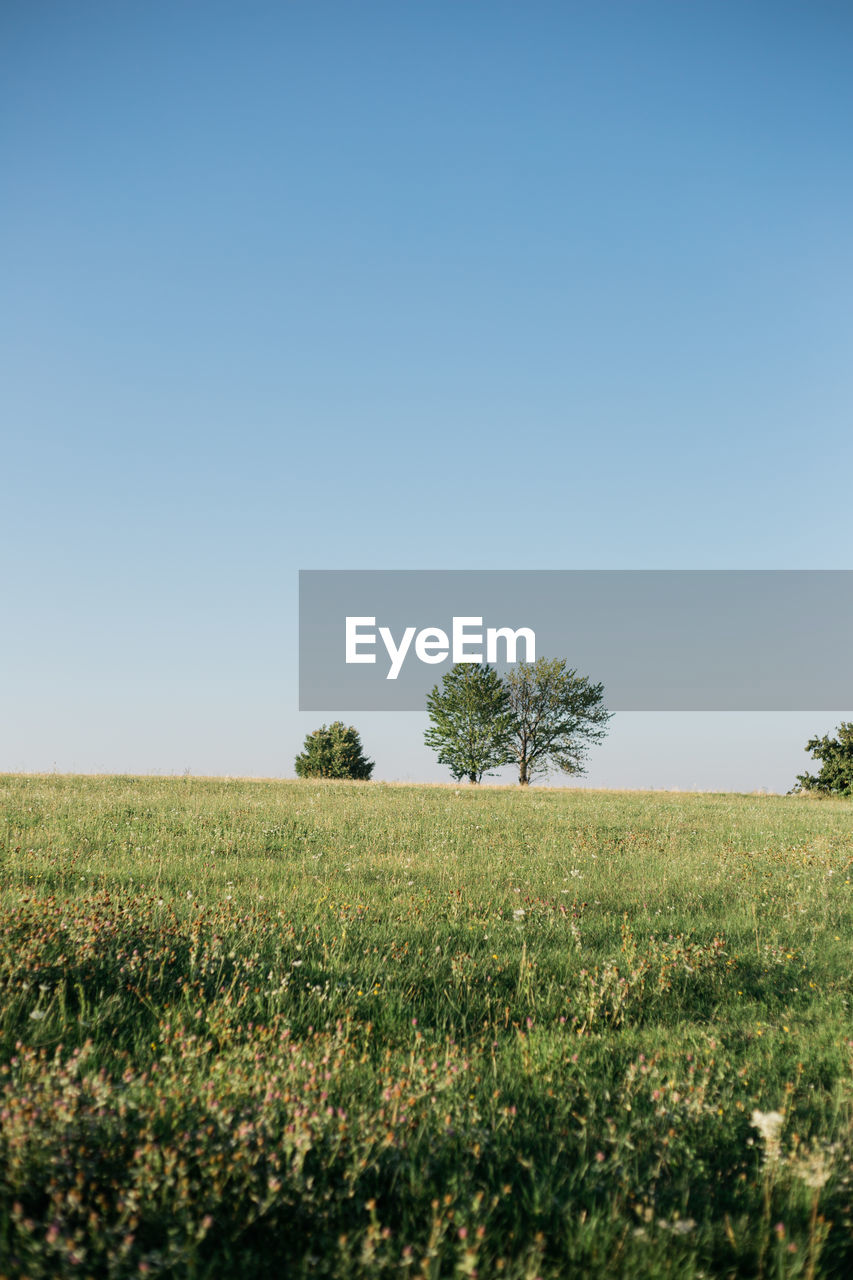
[486,626,536,663]
[379,625,417,680]
[345,617,376,664]
[452,616,483,663]
[346,616,535,678]
[415,628,449,664]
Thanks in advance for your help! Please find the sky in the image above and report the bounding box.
[2,1,852,791]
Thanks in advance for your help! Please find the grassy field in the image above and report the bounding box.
[0,774,851,1279]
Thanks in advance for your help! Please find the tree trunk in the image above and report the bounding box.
[519,760,528,786]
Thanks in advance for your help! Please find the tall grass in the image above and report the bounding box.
[0,774,851,1277]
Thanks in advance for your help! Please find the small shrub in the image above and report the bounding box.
[294,722,374,780]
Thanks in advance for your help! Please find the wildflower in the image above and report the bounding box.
[795,1149,831,1190]
[751,1109,784,1164]
[513,908,525,920]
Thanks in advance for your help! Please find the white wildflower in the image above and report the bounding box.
[751,1109,785,1164]
[795,1148,831,1190]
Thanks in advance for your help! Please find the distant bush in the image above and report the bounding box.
[294,722,374,780]
[793,721,853,797]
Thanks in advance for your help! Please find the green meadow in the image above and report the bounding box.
[1,774,851,1279]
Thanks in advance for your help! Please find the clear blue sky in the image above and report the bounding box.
[3,2,851,789]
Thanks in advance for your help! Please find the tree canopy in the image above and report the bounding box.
[424,663,515,783]
[424,657,611,786]
[793,721,853,797]
[503,657,612,786]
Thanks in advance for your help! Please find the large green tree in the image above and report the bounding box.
[425,663,515,783]
[793,721,853,797]
[504,657,612,786]
[294,722,374,780]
